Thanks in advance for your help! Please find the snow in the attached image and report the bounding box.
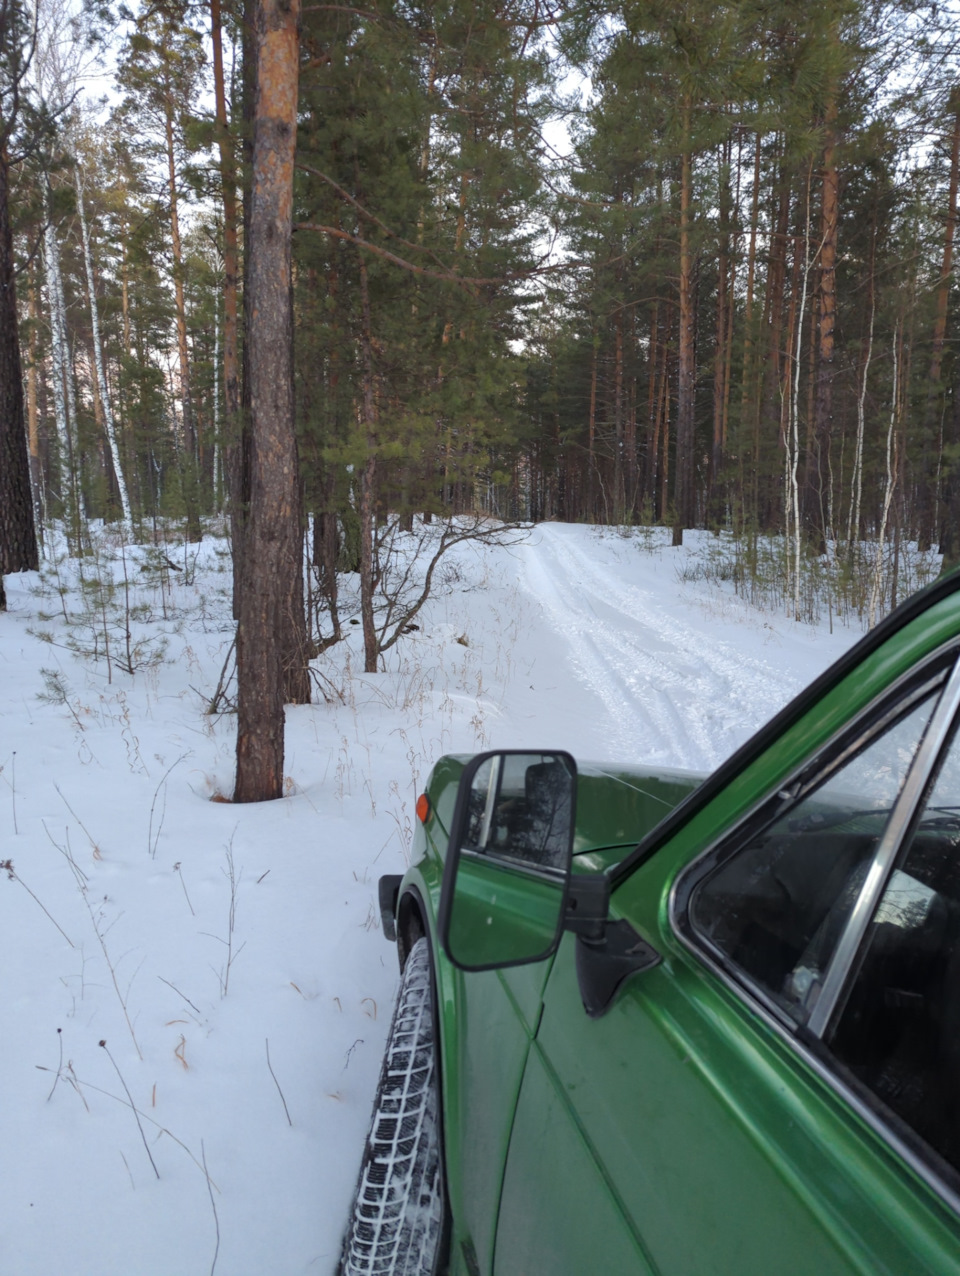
[0,522,860,1275]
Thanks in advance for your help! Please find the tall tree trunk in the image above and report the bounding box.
[356,242,379,669]
[659,308,673,522]
[164,86,202,542]
[869,323,901,627]
[848,204,877,553]
[211,0,245,592]
[674,110,695,544]
[235,0,306,803]
[645,294,659,513]
[613,299,625,517]
[941,365,960,574]
[120,226,131,358]
[759,159,791,454]
[0,146,38,581]
[212,308,221,508]
[738,130,762,530]
[587,335,598,518]
[930,94,960,553]
[710,137,731,525]
[43,194,82,551]
[26,270,44,535]
[625,307,638,517]
[789,166,816,618]
[809,95,839,548]
[77,177,132,525]
[232,0,257,617]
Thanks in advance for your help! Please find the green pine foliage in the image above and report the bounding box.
[8,0,960,625]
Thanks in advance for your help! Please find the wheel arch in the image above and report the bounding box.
[397,886,428,971]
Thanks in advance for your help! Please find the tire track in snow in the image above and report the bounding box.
[519,525,803,770]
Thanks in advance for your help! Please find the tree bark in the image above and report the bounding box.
[77,176,132,524]
[848,203,877,552]
[931,95,960,553]
[613,298,625,516]
[587,335,598,518]
[941,369,960,574]
[809,95,839,548]
[759,158,791,471]
[211,0,245,594]
[163,82,202,542]
[26,269,43,534]
[710,137,731,526]
[235,0,306,804]
[43,192,83,550]
[358,255,379,674]
[674,111,695,545]
[739,130,762,529]
[0,145,38,577]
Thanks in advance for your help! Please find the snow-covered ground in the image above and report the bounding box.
[0,522,862,1275]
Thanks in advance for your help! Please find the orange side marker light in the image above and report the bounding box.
[416,793,431,824]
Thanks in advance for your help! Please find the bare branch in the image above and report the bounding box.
[295,161,453,272]
[301,5,388,17]
[294,222,586,286]
[375,518,527,657]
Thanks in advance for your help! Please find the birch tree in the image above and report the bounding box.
[75,162,131,524]
[42,184,85,544]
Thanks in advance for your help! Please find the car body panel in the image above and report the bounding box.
[405,758,703,1271]
[383,575,960,1275]
[499,923,960,1275]
[494,1029,658,1276]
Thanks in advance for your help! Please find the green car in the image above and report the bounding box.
[340,571,960,1276]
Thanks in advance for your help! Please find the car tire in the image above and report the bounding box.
[339,936,447,1276]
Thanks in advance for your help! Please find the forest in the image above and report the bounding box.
[2,0,960,792]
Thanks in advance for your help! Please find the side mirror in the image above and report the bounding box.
[438,750,577,971]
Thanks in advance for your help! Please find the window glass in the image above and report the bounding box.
[462,754,572,871]
[830,722,960,1174]
[689,692,937,1026]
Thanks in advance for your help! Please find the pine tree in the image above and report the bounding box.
[234,0,306,803]
[294,0,549,668]
[117,4,206,539]
[0,0,41,589]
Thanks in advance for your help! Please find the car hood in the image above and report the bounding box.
[422,754,707,873]
[573,761,706,858]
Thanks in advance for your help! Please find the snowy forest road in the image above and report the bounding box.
[516,524,826,772]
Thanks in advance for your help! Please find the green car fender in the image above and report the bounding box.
[386,752,707,1266]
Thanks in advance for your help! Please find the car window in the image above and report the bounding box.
[829,721,960,1176]
[688,691,939,1027]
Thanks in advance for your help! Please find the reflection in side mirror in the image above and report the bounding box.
[439,751,577,971]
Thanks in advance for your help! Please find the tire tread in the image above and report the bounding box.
[340,939,443,1276]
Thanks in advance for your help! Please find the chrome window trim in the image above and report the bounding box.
[668,640,960,1213]
[477,754,502,847]
[460,845,567,884]
[808,656,960,1035]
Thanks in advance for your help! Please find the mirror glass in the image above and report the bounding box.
[442,751,576,970]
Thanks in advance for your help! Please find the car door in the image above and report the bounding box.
[451,958,556,1276]
[445,761,701,1276]
[492,651,960,1274]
